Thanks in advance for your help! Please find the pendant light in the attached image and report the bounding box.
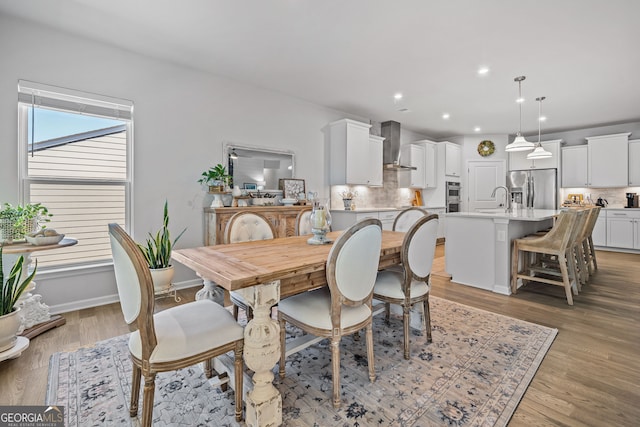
[505,76,535,152]
[527,96,552,160]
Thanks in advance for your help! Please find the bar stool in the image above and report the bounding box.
[511,209,585,305]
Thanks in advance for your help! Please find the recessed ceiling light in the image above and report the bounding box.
[394,93,403,101]
[516,97,525,103]
[474,127,481,132]
[539,116,547,122]
[477,66,490,75]
[442,113,450,120]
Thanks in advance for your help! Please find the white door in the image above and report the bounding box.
[467,160,506,212]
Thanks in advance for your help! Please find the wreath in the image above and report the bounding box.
[477,140,495,157]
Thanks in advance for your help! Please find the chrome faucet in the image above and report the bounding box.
[491,186,512,212]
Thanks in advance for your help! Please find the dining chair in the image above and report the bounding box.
[373,214,438,359]
[392,206,428,232]
[294,207,313,236]
[225,211,277,320]
[278,218,383,408]
[511,209,585,305]
[108,223,245,425]
[581,206,601,278]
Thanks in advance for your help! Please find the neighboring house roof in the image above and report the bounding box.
[29,124,127,152]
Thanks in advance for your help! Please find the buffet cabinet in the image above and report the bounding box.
[204,206,309,245]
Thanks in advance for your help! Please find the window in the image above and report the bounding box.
[18,81,133,269]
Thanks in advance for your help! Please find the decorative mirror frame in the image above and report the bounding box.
[223,142,296,190]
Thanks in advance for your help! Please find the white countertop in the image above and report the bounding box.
[444,209,561,221]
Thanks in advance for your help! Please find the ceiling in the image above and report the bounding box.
[2,0,639,138]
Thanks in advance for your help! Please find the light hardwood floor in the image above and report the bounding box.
[1,247,639,426]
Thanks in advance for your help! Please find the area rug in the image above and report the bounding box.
[47,297,557,426]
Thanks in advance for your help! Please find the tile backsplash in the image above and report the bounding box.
[560,186,640,208]
[330,170,413,210]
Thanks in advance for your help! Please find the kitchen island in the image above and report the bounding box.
[443,209,560,294]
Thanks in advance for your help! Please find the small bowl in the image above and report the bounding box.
[26,234,65,246]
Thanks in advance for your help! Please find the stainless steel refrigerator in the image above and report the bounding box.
[507,168,558,209]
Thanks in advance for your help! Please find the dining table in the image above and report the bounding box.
[172,229,405,427]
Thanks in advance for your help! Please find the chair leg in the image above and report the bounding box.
[141,372,156,427]
[423,297,432,343]
[365,323,376,383]
[511,242,520,294]
[589,236,598,271]
[567,250,580,295]
[232,304,239,321]
[246,306,254,321]
[234,341,244,422]
[130,363,141,417]
[204,358,213,379]
[402,304,411,360]
[558,254,574,305]
[278,314,286,379]
[331,336,341,408]
[384,302,391,323]
[583,240,593,277]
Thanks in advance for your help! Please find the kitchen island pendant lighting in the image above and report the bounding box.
[505,76,535,152]
[527,96,552,160]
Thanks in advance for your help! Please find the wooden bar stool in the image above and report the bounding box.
[511,209,585,305]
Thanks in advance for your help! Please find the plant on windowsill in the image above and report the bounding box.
[0,203,52,244]
[137,201,186,293]
[198,164,230,193]
[0,246,37,352]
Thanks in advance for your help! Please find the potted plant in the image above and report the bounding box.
[0,203,52,244]
[0,247,37,352]
[137,201,186,293]
[198,164,230,192]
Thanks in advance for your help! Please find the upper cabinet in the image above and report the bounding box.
[561,133,631,188]
[561,145,588,187]
[423,142,436,188]
[328,119,382,186]
[444,142,461,177]
[586,133,630,187]
[629,139,640,186]
[399,143,425,188]
[509,139,561,171]
[368,135,384,187]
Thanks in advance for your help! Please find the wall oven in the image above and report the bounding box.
[446,181,460,213]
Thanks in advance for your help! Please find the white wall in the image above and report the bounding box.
[0,14,367,312]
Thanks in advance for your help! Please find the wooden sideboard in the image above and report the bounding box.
[204,206,310,245]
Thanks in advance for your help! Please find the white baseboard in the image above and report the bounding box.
[49,279,203,315]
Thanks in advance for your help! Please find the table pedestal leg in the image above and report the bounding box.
[236,281,282,427]
[194,277,225,306]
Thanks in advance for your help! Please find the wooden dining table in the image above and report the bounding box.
[172,229,405,427]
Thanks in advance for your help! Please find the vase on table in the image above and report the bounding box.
[307,199,332,245]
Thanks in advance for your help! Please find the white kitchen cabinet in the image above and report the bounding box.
[606,210,640,249]
[399,143,425,188]
[629,139,640,186]
[427,207,446,239]
[328,118,381,186]
[423,142,436,188]
[330,209,399,231]
[561,145,588,187]
[592,210,607,246]
[509,139,561,171]
[586,133,630,187]
[369,135,384,187]
[444,142,461,177]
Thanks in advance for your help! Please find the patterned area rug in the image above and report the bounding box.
[47,297,556,426]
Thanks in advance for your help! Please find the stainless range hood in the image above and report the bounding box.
[381,120,416,170]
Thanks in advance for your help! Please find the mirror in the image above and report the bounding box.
[224,143,294,190]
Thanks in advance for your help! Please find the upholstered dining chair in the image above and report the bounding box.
[225,211,277,320]
[392,206,428,232]
[373,214,438,359]
[108,223,245,425]
[511,209,586,305]
[294,207,313,236]
[278,218,383,408]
